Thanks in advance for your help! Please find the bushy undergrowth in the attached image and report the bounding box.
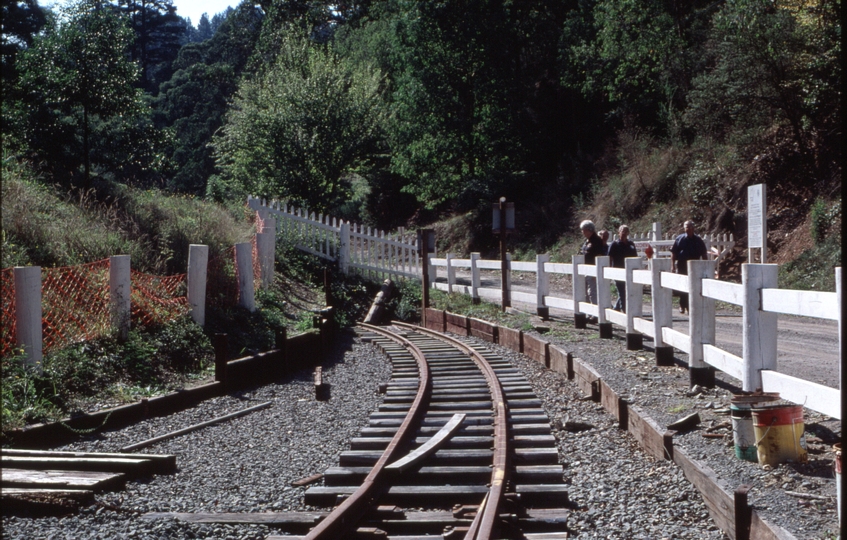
[2,316,213,432]
[779,231,842,292]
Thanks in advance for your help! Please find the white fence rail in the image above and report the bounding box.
[428,252,842,420]
[249,195,837,419]
[248,196,422,280]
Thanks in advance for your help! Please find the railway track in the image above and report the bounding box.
[275,322,570,540]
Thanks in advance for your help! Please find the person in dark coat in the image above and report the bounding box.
[670,220,708,314]
[579,220,604,311]
[608,225,638,311]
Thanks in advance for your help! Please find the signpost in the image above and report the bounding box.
[492,197,515,311]
[747,184,766,263]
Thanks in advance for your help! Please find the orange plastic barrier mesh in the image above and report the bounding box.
[1,268,16,357]
[41,259,111,353]
[130,270,188,328]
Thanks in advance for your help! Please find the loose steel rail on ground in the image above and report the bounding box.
[277,322,569,540]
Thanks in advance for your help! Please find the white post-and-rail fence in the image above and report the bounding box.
[247,195,838,419]
[248,196,423,280]
[429,251,842,420]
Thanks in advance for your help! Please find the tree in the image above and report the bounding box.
[195,13,213,41]
[16,0,155,185]
[1,0,47,84]
[209,28,387,211]
[113,0,187,93]
[152,1,263,193]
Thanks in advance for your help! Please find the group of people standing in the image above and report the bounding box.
[579,219,708,318]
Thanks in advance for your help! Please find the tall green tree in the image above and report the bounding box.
[1,0,47,84]
[114,0,187,93]
[16,0,162,185]
[210,28,387,211]
[153,1,263,193]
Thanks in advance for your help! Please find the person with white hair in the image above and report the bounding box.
[579,220,604,317]
[670,220,708,314]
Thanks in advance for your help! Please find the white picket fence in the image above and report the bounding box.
[247,196,423,280]
[249,195,838,419]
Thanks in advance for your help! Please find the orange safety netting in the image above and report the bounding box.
[41,259,111,353]
[131,270,189,328]
[1,268,16,358]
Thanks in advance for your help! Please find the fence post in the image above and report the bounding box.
[471,252,481,304]
[257,216,276,290]
[536,254,549,319]
[742,263,778,391]
[13,266,42,367]
[110,255,131,342]
[596,256,612,338]
[339,222,350,274]
[837,267,842,389]
[650,257,674,365]
[235,242,256,312]
[624,257,643,350]
[572,254,586,328]
[689,259,717,388]
[446,253,455,293]
[187,244,209,327]
[652,222,662,243]
[504,253,512,310]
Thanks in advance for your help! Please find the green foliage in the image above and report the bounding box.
[779,230,841,292]
[386,278,422,323]
[14,0,162,185]
[810,198,840,246]
[2,317,213,431]
[210,27,388,212]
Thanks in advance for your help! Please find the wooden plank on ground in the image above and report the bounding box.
[599,379,628,430]
[627,405,673,461]
[2,487,96,515]
[571,358,601,402]
[672,447,734,536]
[425,308,446,332]
[548,346,572,379]
[2,456,154,478]
[469,318,498,343]
[523,334,550,367]
[1,449,176,474]
[445,312,470,336]
[1,469,126,492]
[498,326,523,353]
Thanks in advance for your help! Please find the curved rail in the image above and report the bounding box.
[303,323,432,539]
[392,321,511,540]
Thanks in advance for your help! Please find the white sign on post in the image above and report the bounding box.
[747,184,766,263]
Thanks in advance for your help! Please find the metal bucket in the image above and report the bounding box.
[730,404,758,462]
[751,405,807,466]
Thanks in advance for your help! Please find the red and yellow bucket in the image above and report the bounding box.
[751,405,807,466]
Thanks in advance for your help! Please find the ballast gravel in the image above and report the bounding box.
[2,317,839,539]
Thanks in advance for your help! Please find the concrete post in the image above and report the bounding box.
[689,260,717,387]
[536,253,550,319]
[235,242,255,312]
[572,254,586,328]
[187,244,209,327]
[596,255,612,338]
[110,255,131,342]
[650,257,673,365]
[470,253,481,305]
[742,264,778,391]
[652,222,662,242]
[13,266,42,367]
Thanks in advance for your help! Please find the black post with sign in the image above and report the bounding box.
[418,229,435,325]
[492,197,515,312]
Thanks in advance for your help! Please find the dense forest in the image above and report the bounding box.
[2,0,842,259]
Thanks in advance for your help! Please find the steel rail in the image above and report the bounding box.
[303,323,431,539]
[392,322,510,540]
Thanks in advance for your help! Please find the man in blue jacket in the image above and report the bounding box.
[670,220,708,314]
